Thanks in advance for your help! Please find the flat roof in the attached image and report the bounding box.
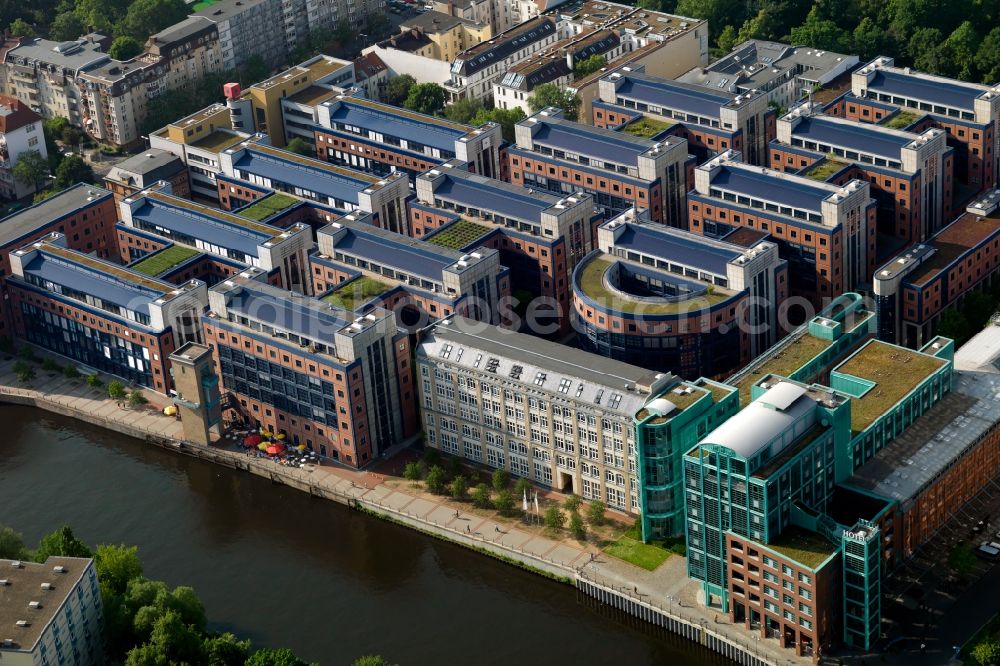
[765,526,837,570]
[0,184,113,249]
[134,194,274,257]
[326,99,465,153]
[106,149,184,183]
[191,129,245,153]
[233,147,376,205]
[0,557,93,652]
[791,115,912,161]
[331,225,459,280]
[6,38,107,72]
[849,369,1000,501]
[221,280,354,337]
[908,210,1000,286]
[612,223,741,274]
[528,116,655,166]
[430,172,557,223]
[709,165,834,213]
[868,69,984,112]
[286,85,339,107]
[611,73,732,119]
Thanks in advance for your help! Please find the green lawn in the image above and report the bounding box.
[577,256,732,314]
[882,111,920,130]
[129,245,200,276]
[803,157,848,182]
[622,116,674,138]
[426,219,491,250]
[191,0,218,11]
[323,276,392,311]
[239,194,299,221]
[604,535,670,571]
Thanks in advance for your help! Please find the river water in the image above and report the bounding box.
[0,405,725,665]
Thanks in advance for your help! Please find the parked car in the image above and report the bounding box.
[977,543,999,559]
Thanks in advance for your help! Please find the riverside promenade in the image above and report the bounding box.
[0,354,809,666]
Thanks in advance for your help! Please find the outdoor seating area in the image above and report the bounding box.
[220,428,322,468]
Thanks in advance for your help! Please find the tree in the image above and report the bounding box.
[126,610,206,665]
[75,0,130,32]
[95,544,143,596]
[852,17,891,60]
[586,500,607,526]
[353,657,397,666]
[54,155,94,189]
[964,290,997,329]
[18,345,35,362]
[0,526,28,560]
[13,150,49,194]
[86,374,103,389]
[443,98,483,124]
[908,28,949,75]
[127,390,148,407]
[563,494,582,513]
[569,512,586,540]
[972,639,1000,666]
[527,83,581,121]
[978,28,1000,84]
[470,106,525,143]
[544,506,566,530]
[14,360,34,383]
[108,380,126,400]
[942,21,981,80]
[788,7,851,52]
[116,0,188,42]
[49,11,85,41]
[449,474,468,500]
[675,0,748,43]
[573,54,606,79]
[403,461,422,480]
[716,24,738,53]
[203,633,251,666]
[34,525,93,561]
[109,35,143,61]
[403,83,446,116]
[285,137,313,156]
[383,74,415,106]
[491,468,509,492]
[245,648,312,666]
[493,489,515,515]
[425,464,447,494]
[937,307,971,344]
[513,477,532,499]
[472,483,491,508]
[8,18,34,37]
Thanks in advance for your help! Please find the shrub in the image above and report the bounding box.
[403,461,423,481]
[569,512,586,540]
[472,483,491,508]
[563,495,582,513]
[14,360,34,383]
[422,448,440,466]
[42,358,60,372]
[86,374,103,389]
[425,465,447,494]
[493,489,515,515]
[63,364,80,379]
[586,500,606,527]
[514,477,532,499]
[449,475,468,500]
[18,346,35,362]
[544,506,566,530]
[107,380,126,400]
[127,390,148,407]
[491,468,510,492]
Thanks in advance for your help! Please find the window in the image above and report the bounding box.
[558,378,572,394]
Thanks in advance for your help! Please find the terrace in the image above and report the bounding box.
[802,156,849,182]
[239,194,299,221]
[765,526,837,570]
[426,219,491,250]
[835,341,947,435]
[622,117,674,139]
[322,276,392,311]
[129,245,200,276]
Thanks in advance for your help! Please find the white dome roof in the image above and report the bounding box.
[645,398,677,417]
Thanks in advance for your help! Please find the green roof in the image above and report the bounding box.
[622,116,674,138]
[426,219,491,250]
[129,245,200,276]
[766,526,836,570]
[733,333,832,406]
[239,194,299,221]
[322,276,392,311]
[577,256,733,315]
[881,111,920,130]
[803,156,849,182]
[191,130,245,153]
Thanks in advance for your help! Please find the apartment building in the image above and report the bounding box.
[314,213,510,326]
[689,151,876,308]
[679,40,858,110]
[509,108,689,226]
[7,233,208,392]
[874,189,1000,348]
[144,17,224,93]
[103,149,190,202]
[593,68,773,166]
[573,211,786,378]
[0,557,103,666]
[0,95,46,199]
[193,0,289,70]
[430,0,502,32]
[844,57,1000,196]
[312,94,503,183]
[203,268,417,464]
[351,52,389,102]
[412,162,596,336]
[771,103,952,246]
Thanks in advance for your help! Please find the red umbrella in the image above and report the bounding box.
[243,434,262,447]
[266,444,281,455]
[270,441,286,453]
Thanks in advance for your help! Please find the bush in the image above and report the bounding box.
[569,512,586,540]
[514,477,532,499]
[493,489,515,515]
[42,358,60,372]
[472,483,491,508]
[86,374,103,389]
[425,465,447,494]
[586,500,606,527]
[63,364,80,379]
[403,461,423,481]
[14,360,34,383]
[108,380,126,400]
[544,506,566,530]
[18,346,35,362]
[127,390,148,407]
[491,468,510,492]
[449,475,468,500]
[563,495,582,513]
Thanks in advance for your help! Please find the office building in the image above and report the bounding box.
[689,151,876,307]
[203,268,418,464]
[0,557,103,666]
[0,95,46,200]
[573,211,786,378]
[509,108,689,226]
[593,68,773,167]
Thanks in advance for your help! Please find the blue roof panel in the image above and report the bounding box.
[615,225,739,274]
[336,228,454,280]
[235,151,370,205]
[133,201,266,257]
[869,70,980,111]
[531,122,645,166]
[226,285,350,335]
[711,166,830,212]
[433,175,549,223]
[329,102,462,153]
[23,254,159,316]
[615,78,729,119]
[792,116,910,160]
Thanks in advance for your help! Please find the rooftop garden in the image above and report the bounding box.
[239,194,299,221]
[622,116,674,138]
[322,276,392,311]
[767,527,836,570]
[577,256,732,315]
[426,219,491,250]
[836,342,946,435]
[129,245,200,277]
[881,111,920,130]
[191,130,245,153]
[802,156,849,182]
[733,333,833,406]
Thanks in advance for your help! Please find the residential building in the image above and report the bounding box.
[7,233,208,392]
[103,148,189,202]
[844,57,1000,197]
[352,52,389,102]
[0,557,103,666]
[873,189,1000,348]
[509,107,689,226]
[0,95,46,199]
[679,40,858,109]
[314,212,510,327]
[203,268,418,464]
[412,161,597,337]
[771,102,952,246]
[192,0,290,70]
[401,12,492,63]
[312,94,504,183]
[573,211,786,378]
[689,151,876,308]
[143,17,224,92]
[430,0,502,32]
[592,67,773,166]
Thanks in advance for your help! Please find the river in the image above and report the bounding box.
[0,405,726,665]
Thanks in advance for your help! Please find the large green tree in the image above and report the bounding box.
[573,54,606,79]
[787,7,851,52]
[34,525,93,561]
[116,0,188,42]
[471,107,525,142]
[0,526,28,560]
[245,648,314,666]
[527,83,581,121]
[443,97,484,124]
[942,21,981,80]
[383,74,415,106]
[978,28,1000,84]
[403,82,446,116]
[54,155,95,189]
[7,18,34,37]
[674,0,747,41]
[94,544,143,596]
[109,35,143,61]
[49,11,85,40]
